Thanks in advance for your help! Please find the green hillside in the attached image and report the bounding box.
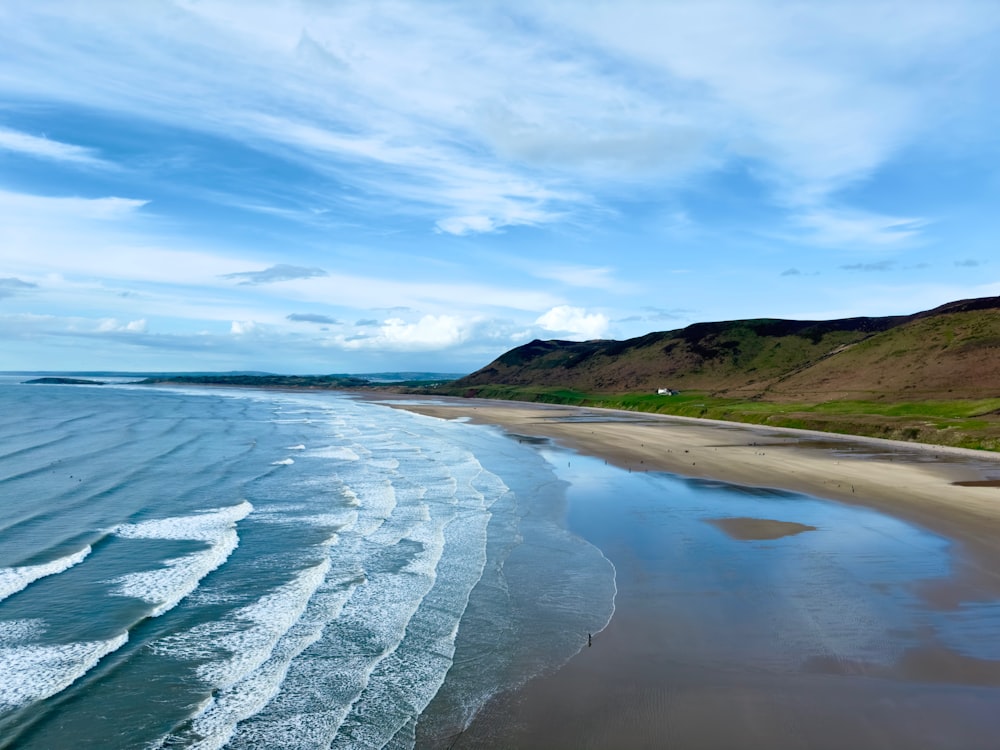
[435,297,1000,451]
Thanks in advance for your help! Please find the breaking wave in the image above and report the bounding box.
[0,546,91,604]
[110,502,252,617]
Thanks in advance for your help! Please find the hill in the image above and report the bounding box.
[455,297,1000,401]
[438,297,1000,450]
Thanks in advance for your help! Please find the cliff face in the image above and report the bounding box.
[455,297,1000,401]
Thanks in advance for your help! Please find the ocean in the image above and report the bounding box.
[0,378,615,748]
[6,378,1000,749]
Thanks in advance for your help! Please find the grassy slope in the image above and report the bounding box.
[765,308,1000,400]
[431,298,1000,451]
[463,323,886,395]
[436,384,1000,451]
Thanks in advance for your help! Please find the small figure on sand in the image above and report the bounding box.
[588,633,592,647]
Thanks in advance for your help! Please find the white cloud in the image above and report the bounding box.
[279,273,560,315]
[0,126,108,166]
[96,318,121,332]
[543,1,989,200]
[96,318,148,333]
[531,265,635,292]
[793,208,928,248]
[243,114,575,233]
[1,2,997,372]
[341,314,468,351]
[0,188,563,324]
[230,320,257,335]
[0,190,262,290]
[435,216,499,236]
[0,189,148,222]
[5,1,993,238]
[0,3,721,233]
[535,305,609,340]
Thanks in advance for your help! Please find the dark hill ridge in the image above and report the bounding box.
[456,297,1000,401]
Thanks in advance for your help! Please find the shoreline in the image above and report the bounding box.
[372,395,1000,576]
[370,395,1000,748]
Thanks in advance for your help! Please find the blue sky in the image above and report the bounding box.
[2,1,999,374]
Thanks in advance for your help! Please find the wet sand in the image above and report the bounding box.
[383,397,1000,584]
[372,396,1000,749]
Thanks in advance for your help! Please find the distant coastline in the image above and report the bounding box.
[22,377,106,386]
[17,369,1000,453]
[138,373,458,390]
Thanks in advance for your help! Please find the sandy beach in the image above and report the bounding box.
[375,396,1000,749]
[385,397,1000,583]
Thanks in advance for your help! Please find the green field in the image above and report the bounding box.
[432,384,1000,452]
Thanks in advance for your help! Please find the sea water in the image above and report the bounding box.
[0,379,615,748]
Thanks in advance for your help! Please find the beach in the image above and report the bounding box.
[381,396,1000,749]
[7,379,1000,748]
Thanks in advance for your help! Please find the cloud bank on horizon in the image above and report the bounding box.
[2,1,998,373]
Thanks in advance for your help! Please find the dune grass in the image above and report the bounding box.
[433,384,1000,452]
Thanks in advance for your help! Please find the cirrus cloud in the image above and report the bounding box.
[0,125,109,167]
[222,264,328,285]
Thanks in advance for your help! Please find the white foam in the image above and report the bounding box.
[182,628,330,750]
[203,561,330,688]
[251,503,310,514]
[251,510,354,532]
[111,502,252,617]
[110,530,239,618]
[200,499,454,744]
[306,446,359,461]
[0,545,92,604]
[348,480,397,536]
[332,510,492,749]
[0,619,46,643]
[366,457,399,470]
[212,581,363,748]
[156,560,330,689]
[285,445,306,450]
[156,561,343,750]
[0,632,128,708]
[271,458,295,466]
[114,501,252,542]
[197,412,509,747]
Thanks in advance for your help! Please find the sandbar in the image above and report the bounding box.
[706,516,817,540]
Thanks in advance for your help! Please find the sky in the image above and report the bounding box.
[2,1,999,374]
